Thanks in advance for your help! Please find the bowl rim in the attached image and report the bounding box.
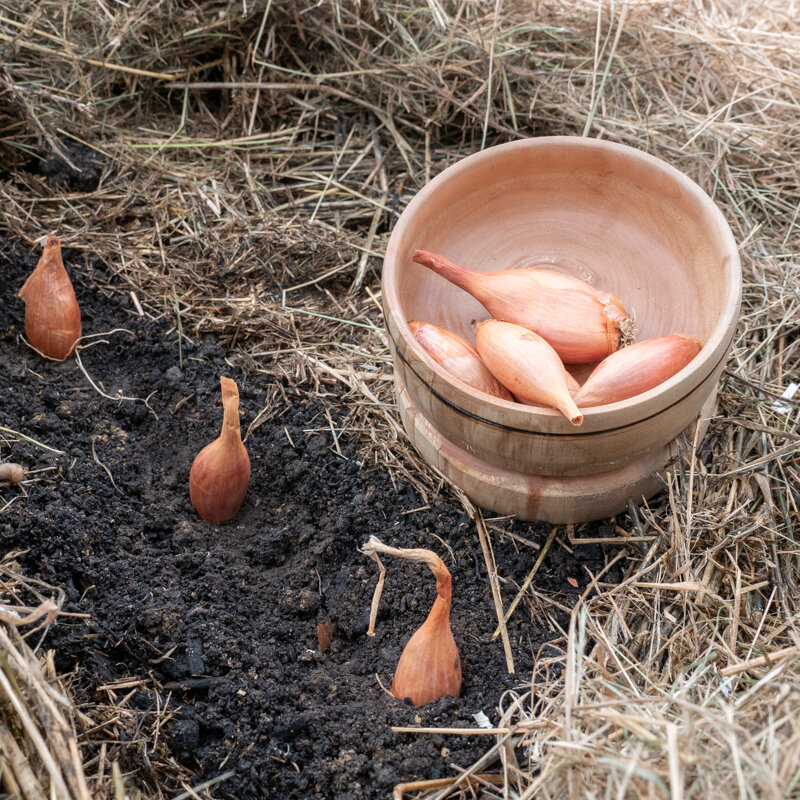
[382,136,741,434]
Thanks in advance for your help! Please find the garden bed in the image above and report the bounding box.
[0,235,624,797]
[1,2,799,798]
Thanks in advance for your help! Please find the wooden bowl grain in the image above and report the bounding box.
[395,374,717,523]
[382,137,740,516]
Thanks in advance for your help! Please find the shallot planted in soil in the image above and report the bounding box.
[574,335,703,407]
[412,249,634,363]
[189,376,251,523]
[0,463,24,483]
[18,236,82,360]
[476,320,583,425]
[362,536,462,706]
[408,320,513,401]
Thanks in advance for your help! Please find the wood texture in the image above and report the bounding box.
[396,374,716,523]
[382,137,741,486]
[393,335,728,476]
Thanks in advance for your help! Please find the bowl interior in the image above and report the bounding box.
[391,139,738,388]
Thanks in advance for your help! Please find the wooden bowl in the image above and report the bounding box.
[395,373,717,523]
[382,137,740,518]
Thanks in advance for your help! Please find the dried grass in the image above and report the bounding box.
[1,0,799,797]
[0,553,217,799]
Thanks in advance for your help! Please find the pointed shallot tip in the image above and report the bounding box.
[46,236,60,249]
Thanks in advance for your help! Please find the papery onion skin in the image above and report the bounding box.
[391,557,462,706]
[574,335,702,407]
[408,320,513,401]
[476,320,583,425]
[18,236,82,360]
[189,377,251,524]
[413,250,633,364]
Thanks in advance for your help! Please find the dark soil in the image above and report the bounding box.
[0,234,625,798]
[40,140,109,193]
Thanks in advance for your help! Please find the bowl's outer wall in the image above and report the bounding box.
[395,374,717,523]
[392,333,730,475]
[382,137,741,483]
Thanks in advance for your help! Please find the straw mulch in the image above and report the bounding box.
[0,553,203,799]
[1,0,799,797]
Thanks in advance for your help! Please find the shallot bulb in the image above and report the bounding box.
[362,536,462,706]
[574,335,702,407]
[408,320,513,401]
[189,377,251,523]
[514,369,580,405]
[413,250,634,363]
[475,320,583,425]
[0,463,24,483]
[18,236,82,360]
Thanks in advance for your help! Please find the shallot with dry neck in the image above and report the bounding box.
[362,536,461,706]
[189,377,251,523]
[18,236,82,360]
[412,250,634,363]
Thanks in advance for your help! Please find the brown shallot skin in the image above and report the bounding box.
[391,556,462,706]
[408,320,513,401]
[413,250,633,364]
[18,237,82,360]
[189,377,251,524]
[574,335,702,407]
[476,320,583,425]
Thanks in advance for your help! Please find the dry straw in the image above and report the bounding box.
[0,552,222,799]
[1,0,799,797]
